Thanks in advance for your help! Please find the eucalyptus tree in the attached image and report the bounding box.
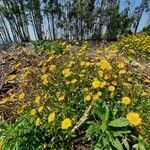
[43,0,62,40]
[26,0,43,40]
[133,0,150,33]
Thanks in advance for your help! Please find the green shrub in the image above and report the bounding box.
[32,40,63,54]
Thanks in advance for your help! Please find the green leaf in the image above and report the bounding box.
[103,137,109,146]
[101,122,107,132]
[108,118,129,127]
[139,143,146,150]
[113,138,123,150]
[104,108,109,122]
[123,140,130,150]
[86,123,100,138]
[113,130,131,137]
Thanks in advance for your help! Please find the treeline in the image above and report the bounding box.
[0,0,150,44]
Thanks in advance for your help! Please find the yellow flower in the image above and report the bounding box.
[100,60,112,70]
[126,112,142,126]
[118,62,125,69]
[83,88,88,92]
[128,78,132,82]
[121,97,131,105]
[48,112,56,122]
[93,95,99,102]
[71,79,77,84]
[7,74,16,81]
[85,62,90,67]
[44,93,48,99]
[19,92,25,101]
[62,68,72,77]
[119,70,126,75]
[79,74,84,78]
[35,118,41,127]
[35,96,41,105]
[98,71,103,77]
[97,91,102,97]
[38,106,44,112]
[43,79,49,85]
[49,65,56,71]
[47,56,53,63]
[61,118,72,129]
[42,67,47,73]
[100,81,107,88]
[41,74,48,80]
[0,97,9,105]
[30,109,37,116]
[85,95,91,101]
[92,78,100,89]
[58,95,65,101]
[112,81,117,85]
[141,92,147,96]
[108,86,115,92]
[17,106,25,114]
[104,75,109,80]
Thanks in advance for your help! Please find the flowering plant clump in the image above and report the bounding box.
[110,34,150,61]
[0,36,149,149]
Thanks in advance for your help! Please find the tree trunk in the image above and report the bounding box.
[51,13,56,40]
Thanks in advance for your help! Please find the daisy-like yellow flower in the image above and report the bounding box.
[38,106,44,112]
[62,68,72,77]
[0,97,9,105]
[97,91,102,97]
[43,79,49,85]
[35,96,41,105]
[83,88,88,92]
[35,117,41,127]
[17,106,25,114]
[98,71,103,77]
[100,60,112,70]
[126,112,142,126]
[30,109,37,116]
[118,62,125,69]
[19,92,25,100]
[119,70,126,75]
[47,56,53,63]
[71,79,77,84]
[127,78,132,82]
[92,78,100,89]
[141,92,147,96]
[100,81,107,88]
[85,95,91,101]
[112,81,117,86]
[58,95,65,101]
[61,118,72,129]
[48,112,56,123]
[121,97,131,105]
[7,74,17,81]
[42,67,47,73]
[104,75,109,80]
[85,62,90,67]
[93,95,99,102]
[108,86,115,92]
[41,74,48,80]
[49,65,56,71]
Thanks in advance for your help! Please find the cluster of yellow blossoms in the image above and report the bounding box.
[1,36,148,133]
